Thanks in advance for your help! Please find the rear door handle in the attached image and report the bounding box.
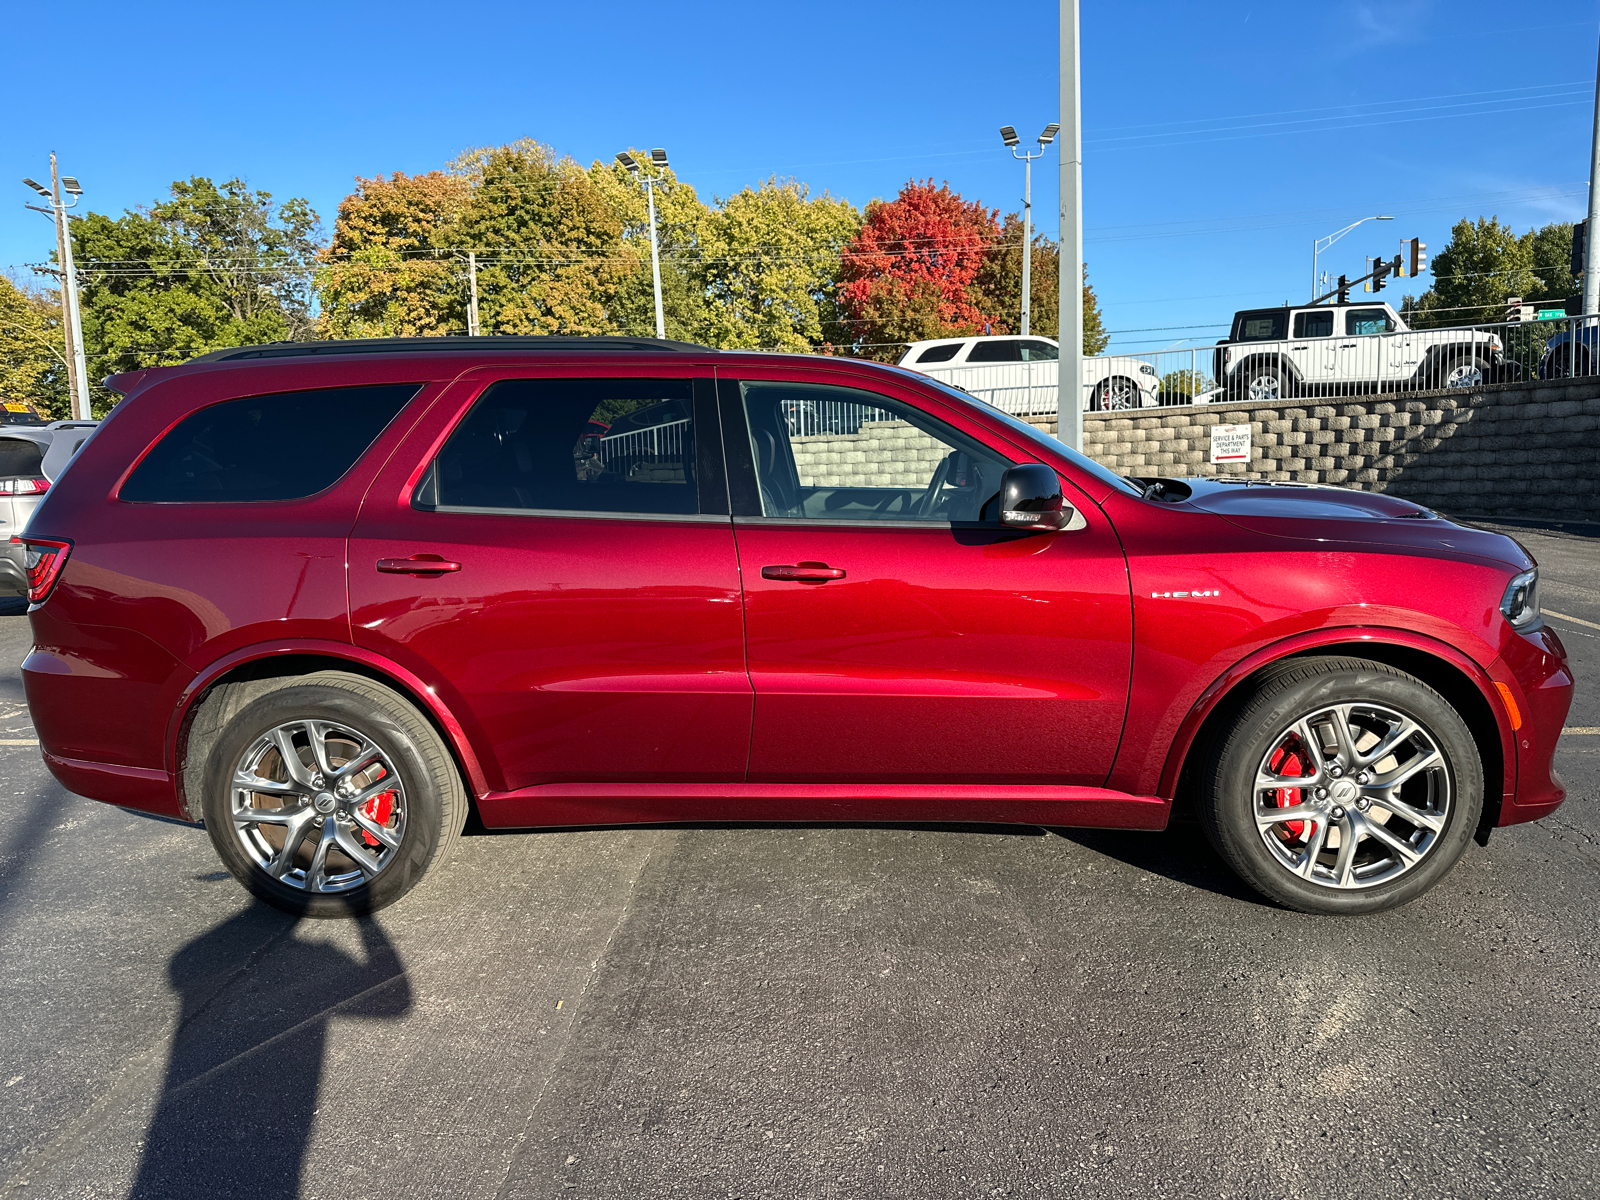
[377,555,462,575]
[762,563,846,583]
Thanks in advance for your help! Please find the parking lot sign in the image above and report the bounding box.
[1210,423,1252,463]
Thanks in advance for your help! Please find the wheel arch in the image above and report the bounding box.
[1163,636,1511,843]
[169,642,490,824]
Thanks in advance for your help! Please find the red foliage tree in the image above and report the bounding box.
[836,180,1000,359]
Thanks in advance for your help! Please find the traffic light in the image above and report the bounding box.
[1572,220,1587,278]
[1409,237,1427,279]
[1337,274,1350,304]
[1371,255,1394,292]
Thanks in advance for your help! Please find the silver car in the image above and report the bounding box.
[0,421,98,597]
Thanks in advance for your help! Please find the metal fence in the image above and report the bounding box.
[937,314,1597,416]
[598,417,689,464]
[780,398,895,438]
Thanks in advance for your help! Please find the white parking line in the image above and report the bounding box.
[1564,728,1600,736]
[0,739,39,746]
[1547,609,1600,632]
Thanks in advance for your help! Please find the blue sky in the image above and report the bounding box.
[3,0,1597,353]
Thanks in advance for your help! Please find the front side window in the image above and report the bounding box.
[416,378,698,516]
[915,343,963,364]
[121,384,420,503]
[965,339,1024,363]
[1292,311,1335,338]
[1346,309,1395,336]
[739,381,1011,523]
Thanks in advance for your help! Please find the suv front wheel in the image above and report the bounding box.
[1200,656,1482,914]
[197,671,467,918]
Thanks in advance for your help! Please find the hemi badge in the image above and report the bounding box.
[1151,589,1221,599]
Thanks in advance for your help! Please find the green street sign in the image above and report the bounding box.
[1535,309,1567,320]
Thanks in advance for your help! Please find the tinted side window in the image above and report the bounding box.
[1293,311,1334,338]
[1019,340,1060,361]
[915,343,963,363]
[1234,312,1287,341]
[418,379,698,516]
[966,340,1024,363]
[0,437,44,478]
[121,384,420,503]
[1346,309,1395,336]
[739,381,1011,523]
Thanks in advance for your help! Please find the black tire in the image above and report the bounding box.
[1441,353,1490,389]
[1199,656,1482,915]
[197,671,467,918]
[1090,376,1140,412]
[1230,362,1289,402]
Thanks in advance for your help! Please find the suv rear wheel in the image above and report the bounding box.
[197,671,467,918]
[1090,376,1140,411]
[1443,353,1489,389]
[1200,656,1482,914]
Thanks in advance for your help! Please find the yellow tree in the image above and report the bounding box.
[0,277,69,417]
[693,178,861,351]
[318,171,472,337]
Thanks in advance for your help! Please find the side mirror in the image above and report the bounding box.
[999,463,1072,531]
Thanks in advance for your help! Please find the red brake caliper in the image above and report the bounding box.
[361,790,394,847]
[1268,739,1309,841]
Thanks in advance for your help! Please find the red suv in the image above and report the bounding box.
[16,338,1572,917]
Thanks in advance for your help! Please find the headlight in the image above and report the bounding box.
[1139,364,1157,375]
[1501,568,1540,629]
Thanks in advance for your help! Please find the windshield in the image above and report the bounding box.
[918,378,1139,497]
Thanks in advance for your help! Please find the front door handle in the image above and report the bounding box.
[762,562,846,584]
[377,555,462,575]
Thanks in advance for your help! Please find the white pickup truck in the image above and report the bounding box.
[1214,301,1506,401]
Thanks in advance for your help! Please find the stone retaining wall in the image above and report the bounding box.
[791,419,947,489]
[1023,378,1600,523]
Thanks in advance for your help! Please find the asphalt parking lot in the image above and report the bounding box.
[1,521,1596,1200]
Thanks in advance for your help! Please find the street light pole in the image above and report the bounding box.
[1312,214,1392,302]
[1000,123,1060,338]
[1584,28,1600,314]
[1058,0,1083,453]
[23,156,91,419]
[466,250,481,336]
[618,149,671,339]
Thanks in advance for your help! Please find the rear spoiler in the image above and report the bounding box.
[103,369,161,397]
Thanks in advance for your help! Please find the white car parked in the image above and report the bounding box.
[896,336,1162,412]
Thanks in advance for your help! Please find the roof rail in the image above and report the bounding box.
[186,335,714,364]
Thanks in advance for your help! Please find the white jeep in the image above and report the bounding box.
[1214,302,1505,400]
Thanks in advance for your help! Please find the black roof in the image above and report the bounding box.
[187,335,714,364]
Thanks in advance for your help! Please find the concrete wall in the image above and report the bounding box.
[791,419,948,490]
[1024,378,1600,523]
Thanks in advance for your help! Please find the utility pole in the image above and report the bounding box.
[999,123,1060,338]
[1058,0,1083,453]
[466,250,481,336]
[1585,28,1600,314]
[23,156,91,419]
[617,149,671,339]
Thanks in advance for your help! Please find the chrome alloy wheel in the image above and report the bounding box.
[1253,702,1450,890]
[1444,361,1484,388]
[230,719,406,893]
[1099,377,1139,410]
[1247,372,1282,401]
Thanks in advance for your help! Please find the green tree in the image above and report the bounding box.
[0,276,69,418]
[1402,216,1547,327]
[451,140,634,335]
[587,154,712,341]
[318,170,473,337]
[72,177,320,409]
[690,178,860,351]
[955,214,1109,353]
[1527,221,1576,309]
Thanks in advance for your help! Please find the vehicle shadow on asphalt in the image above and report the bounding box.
[1048,824,1274,907]
[0,598,26,617]
[128,908,411,1199]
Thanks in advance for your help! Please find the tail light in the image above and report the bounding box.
[10,536,71,604]
[0,478,49,496]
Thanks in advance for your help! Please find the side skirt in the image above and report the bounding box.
[476,783,1171,832]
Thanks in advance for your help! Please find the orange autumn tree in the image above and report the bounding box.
[835,180,1000,360]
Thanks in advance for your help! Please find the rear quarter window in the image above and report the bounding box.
[120,383,420,503]
[1234,311,1287,342]
[0,437,45,478]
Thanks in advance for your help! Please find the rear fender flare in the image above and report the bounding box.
[167,640,491,812]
